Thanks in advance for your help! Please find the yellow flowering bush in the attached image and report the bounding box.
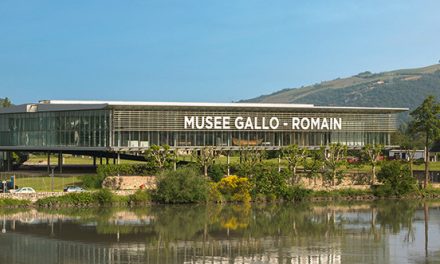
[213,175,251,203]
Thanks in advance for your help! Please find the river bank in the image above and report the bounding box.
[1,187,440,208]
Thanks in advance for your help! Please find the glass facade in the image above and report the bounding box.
[0,110,110,148]
[112,109,396,149]
[0,103,403,151]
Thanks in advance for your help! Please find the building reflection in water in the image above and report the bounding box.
[0,201,439,264]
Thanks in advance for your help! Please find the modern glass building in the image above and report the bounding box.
[0,100,407,155]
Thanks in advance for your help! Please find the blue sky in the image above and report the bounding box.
[1,0,439,104]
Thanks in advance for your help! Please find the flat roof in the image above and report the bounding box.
[0,99,409,114]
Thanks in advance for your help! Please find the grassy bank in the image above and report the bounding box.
[3,187,440,209]
[0,198,31,207]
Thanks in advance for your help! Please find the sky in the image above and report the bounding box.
[0,0,439,104]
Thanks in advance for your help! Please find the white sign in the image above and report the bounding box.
[184,116,342,130]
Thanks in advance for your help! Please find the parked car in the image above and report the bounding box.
[10,187,36,194]
[63,186,86,193]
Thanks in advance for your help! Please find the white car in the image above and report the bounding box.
[10,187,36,194]
[63,186,86,193]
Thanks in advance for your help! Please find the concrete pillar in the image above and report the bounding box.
[47,152,51,173]
[174,150,177,171]
[117,153,120,165]
[6,151,12,172]
[58,152,63,174]
[227,151,230,176]
[278,153,281,173]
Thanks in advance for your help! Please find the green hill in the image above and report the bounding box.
[243,64,440,123]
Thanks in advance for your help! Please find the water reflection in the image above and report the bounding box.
[0,201,439,264]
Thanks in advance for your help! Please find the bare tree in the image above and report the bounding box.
[324,144,347,186]
[144,144,173,170]
[193,147,219,177]
[282,144,308,184]
[237,146,266,178]
[362,144,383,184]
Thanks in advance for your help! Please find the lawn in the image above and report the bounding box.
[13,175,85,192]
[413,162,440,171]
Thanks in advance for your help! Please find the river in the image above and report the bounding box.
[0,201,439,264]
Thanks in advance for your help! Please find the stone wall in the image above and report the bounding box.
[0,190,138,202]
[0,192,65,202]
[102,176,157,190]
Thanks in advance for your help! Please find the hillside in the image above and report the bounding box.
[243,64,440,123]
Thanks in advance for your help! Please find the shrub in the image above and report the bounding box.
[208,183,224,203]
[215,175,251,203]
[37,192,95,207]
[282,185,312,202]
[37,190,116,207]
[151,167,209,203]
[128,189,150,205]
[251,164,289,199]
[93,189,115,205]
[0,198,31,207]
[374,161,417,197]
[82,174,106,189]
[97,164,158,178]
[208,164,226,182]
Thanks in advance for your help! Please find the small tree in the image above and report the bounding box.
[398,129,424,177]
[409,95,440,188]
[323,144,347,186]
[362,144,383,184]
[1,97,12,108]
[238,147,266,178]
[144,144,173,170]
[304,147,324,186]
[375,160,417,197]
[281,144,308,184]
[193,147,219,177]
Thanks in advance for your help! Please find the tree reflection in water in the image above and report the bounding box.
[1,200,439,264]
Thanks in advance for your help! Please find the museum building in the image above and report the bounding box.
[0,100,407,155]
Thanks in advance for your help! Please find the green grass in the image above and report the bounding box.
[0,198,31,207]
[14,175,85,192]
[413,162,440,171]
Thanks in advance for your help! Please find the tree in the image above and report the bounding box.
[362,144,383,184]
[375,160,417,196]
[144,144,173,170]
[397,128,424,177]
[237,147,266,178]
[281,144,308,184]
[409,95,440,188]
[193,147,219,177]
[323,144,347,186]
[303,147,324,186]
[1,97,12,108]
